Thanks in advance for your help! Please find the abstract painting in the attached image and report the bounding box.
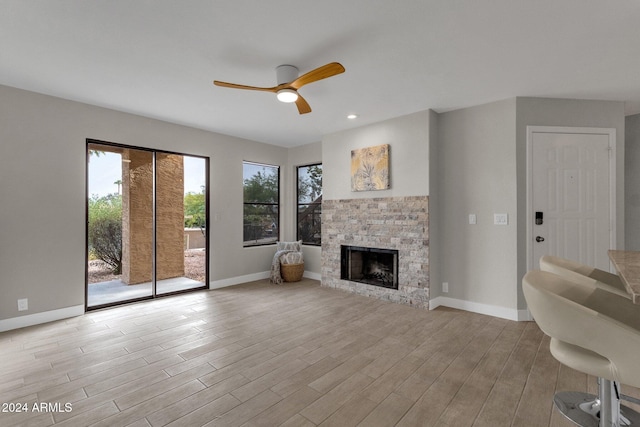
[351,144,390,191]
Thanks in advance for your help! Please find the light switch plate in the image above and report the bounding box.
[469,214,477,225]
[494,213,508,225]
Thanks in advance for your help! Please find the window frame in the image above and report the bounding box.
[296,163,322,246]
[242,161,280,247]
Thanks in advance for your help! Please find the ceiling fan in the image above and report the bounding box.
[213,62,345,114]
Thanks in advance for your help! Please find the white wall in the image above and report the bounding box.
[322,111,430,200]
[625,113,640,250]
[0,85,287,329]
[433,99,519,317]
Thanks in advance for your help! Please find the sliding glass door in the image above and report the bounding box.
[156,152,207,295]
[86,141,208,309]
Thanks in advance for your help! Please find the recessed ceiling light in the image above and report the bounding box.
[347,114,358,119]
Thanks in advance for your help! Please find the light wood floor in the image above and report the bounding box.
[1,278,639,427]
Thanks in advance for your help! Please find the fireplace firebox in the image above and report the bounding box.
[341,245,399,289]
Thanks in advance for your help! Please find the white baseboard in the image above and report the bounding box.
[429,296,531,322]
[209,271,270,290]
[209,270,321,290]
[0,271,322,332]
[0,305,85,332]
[303,271,321,281]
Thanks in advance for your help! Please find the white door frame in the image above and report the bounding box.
[526,125,616,272]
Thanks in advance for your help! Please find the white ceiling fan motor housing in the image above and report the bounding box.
[276,65,299,85]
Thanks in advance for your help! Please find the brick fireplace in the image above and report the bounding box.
[321,196,429,308]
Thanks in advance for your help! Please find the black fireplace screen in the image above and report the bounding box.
[341,245,399,289]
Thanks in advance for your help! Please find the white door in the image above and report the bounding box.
[527,126,616,271]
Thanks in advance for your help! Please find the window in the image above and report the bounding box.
[243,161,279,246]
[297,163,322,245]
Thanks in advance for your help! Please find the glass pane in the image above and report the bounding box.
[243,204,278,246]
[297,164,322,204]
[298,203,322,245]
[156,153,207,295]
[87,143,153,307]
[244,162,279,203]
[297,164,322,245]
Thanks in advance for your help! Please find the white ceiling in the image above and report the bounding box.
[2,1,640,147]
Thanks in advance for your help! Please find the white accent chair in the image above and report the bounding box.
[539,255,630,300]
[523,270,640,426]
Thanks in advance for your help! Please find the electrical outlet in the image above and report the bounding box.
[17,298,28,311]
[442,282,449,293]
[468,214,477,225]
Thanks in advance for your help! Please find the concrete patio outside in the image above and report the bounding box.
[88,276,205,307]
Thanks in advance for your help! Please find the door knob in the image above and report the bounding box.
[536,236,545,242]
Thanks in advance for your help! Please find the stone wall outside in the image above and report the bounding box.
[121,150,154,285]
[121,151,185,284]
[156,153,186,280]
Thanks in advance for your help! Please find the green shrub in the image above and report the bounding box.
[88,194,122,274]
[184,191,205,228]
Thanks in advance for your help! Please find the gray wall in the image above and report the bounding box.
[433,97,625,317]
[427,110,441,300]
[434,99,519,312]
[626,113,640,250]
[284,141,323,276]
[322,111,430,200]
[0,84,626,328]
[0,85,291,325]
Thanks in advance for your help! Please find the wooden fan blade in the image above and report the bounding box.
[295,95,312,114]
[290,62,345,90]
[213,80,277,92]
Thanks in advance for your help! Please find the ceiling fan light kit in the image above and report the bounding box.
[213,62,345,114]
[276,88,298,103]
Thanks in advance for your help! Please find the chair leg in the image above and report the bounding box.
[599,378,618,426]
[554,391,600,427]
[598,379,640,427]
[553,379,640,427]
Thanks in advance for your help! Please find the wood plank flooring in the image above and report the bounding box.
[1,278,639,426]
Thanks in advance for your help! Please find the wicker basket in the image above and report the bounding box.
[280,262,304,282]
